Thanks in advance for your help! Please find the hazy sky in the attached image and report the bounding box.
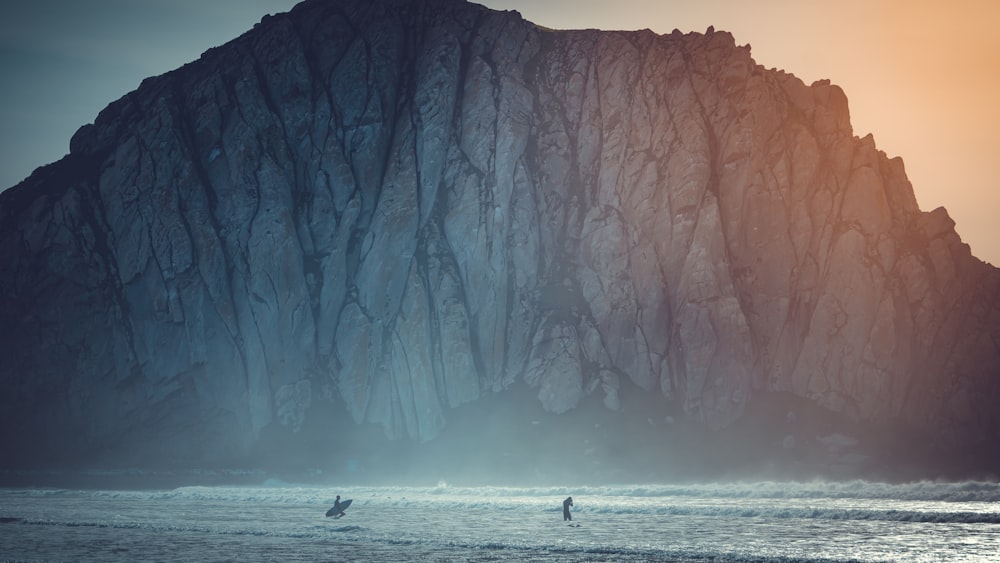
[1,0,997,265]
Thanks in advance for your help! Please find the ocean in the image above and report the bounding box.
[1,479,998,561]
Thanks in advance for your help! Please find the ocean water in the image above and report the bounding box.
[1,480,999,561]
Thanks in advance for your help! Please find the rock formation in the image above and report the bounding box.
[1,0,998,471]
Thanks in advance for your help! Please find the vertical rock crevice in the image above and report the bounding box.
[0,0,997,467]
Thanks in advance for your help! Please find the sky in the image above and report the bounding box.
[1,0,997,265]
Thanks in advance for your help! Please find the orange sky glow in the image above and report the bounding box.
[481,0,1000,266]
[1,0,996,265]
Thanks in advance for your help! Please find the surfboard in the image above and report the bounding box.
[325,498,353,518]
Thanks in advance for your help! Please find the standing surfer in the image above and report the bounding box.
[563,496,573,521]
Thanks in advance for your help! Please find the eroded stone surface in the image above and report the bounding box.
[1,0,997,465]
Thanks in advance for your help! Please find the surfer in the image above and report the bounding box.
[563,496,573,521]
[331,495,346,518]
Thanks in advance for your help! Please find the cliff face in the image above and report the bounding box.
[1,0,998,468]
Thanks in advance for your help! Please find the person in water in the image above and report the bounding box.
[331,495,346,518]
[563,496,574,521]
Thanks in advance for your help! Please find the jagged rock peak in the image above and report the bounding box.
[1,0,997,471]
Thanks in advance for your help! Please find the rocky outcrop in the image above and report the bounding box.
[1,0,998,468]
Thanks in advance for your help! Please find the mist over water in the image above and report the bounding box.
[5,381,995,561]
[3,381,998,561]
[5,377,986,492]
[2,355,994,561]
[224,379,986,489]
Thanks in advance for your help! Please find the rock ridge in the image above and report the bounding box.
[1,0,997,470]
